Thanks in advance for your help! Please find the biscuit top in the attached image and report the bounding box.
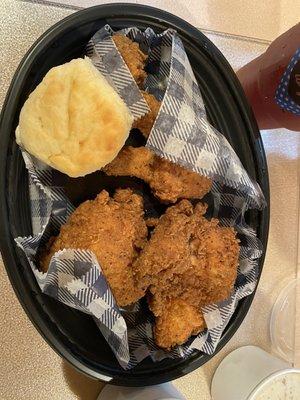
[16,57,133,177]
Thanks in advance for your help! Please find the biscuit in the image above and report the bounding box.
[16,57,133,177]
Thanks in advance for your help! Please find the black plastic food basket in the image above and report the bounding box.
[0,4,269,386]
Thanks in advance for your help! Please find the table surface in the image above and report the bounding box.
[0,1,299,399]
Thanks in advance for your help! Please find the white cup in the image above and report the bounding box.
[210,345,300,400]
[247,369,300,399]
[97,382,186,400]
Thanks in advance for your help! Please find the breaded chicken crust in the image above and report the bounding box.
[133,91,161,137]
[40,189,147,307]
[149,298,206,350]
[113,35,147,88]
[104,146,212,203]
[134,200,239,348]
[113,35,161,136]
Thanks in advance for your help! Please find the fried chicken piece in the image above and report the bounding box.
[136,200,240,308]
[104,146,212,203]
[112,35,161,135]
[133,91,161,137]
[135,200,206,290]
[134,200,239,348]
[113,35,147,88]
[149,298,206,350]
[145,217,159,228]
[40,189,147,307]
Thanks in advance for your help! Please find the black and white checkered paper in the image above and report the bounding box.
[15,26,266,369]
[86,25,150,121]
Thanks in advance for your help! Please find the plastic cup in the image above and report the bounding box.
[97,383,186,400]
[211,346,294,400]
[270,277,300,365]
[247,369,300,399]
[236,23,300,131]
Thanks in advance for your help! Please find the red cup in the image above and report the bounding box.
[237,23,300,131]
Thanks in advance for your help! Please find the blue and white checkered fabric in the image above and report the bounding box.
[275,47,300,116]
[15,26,266,370]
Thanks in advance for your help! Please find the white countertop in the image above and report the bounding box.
[0,1,299,399]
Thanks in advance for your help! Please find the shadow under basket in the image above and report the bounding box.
[0,4,269,386]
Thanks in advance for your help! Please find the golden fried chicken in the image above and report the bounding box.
[40,189,147,307]
[145,217,159,228]
[135,200,206,291]
[149,298,206,350]
[104,146,212,203]
[133,91,161,137]
[112,35,161,136]
[134,200,240,349]
[113,35,147,88]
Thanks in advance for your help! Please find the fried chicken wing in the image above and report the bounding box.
[113,35,147,88]
[40,189,147,307]
[104,146,212,203]
[133,91,161,137]
[134,200,239,348]
[149,298,206,350]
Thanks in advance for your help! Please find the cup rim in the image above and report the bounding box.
[246,368,300,400]
[270,277,300,363]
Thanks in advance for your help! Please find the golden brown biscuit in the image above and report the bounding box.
[16,57,133,177]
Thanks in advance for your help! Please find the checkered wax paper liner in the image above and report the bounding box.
[15,26,266,369]
[141,28,265,209]
[15,151,130,369]
[275,47,300,116]
[90,25,265,209]
[84,25,265,363]
[121,184,263,368]
[86,25,150,121]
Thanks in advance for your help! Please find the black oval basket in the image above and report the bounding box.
[0,4,269,386]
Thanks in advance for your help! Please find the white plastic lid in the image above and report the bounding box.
[270,278,300,364]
